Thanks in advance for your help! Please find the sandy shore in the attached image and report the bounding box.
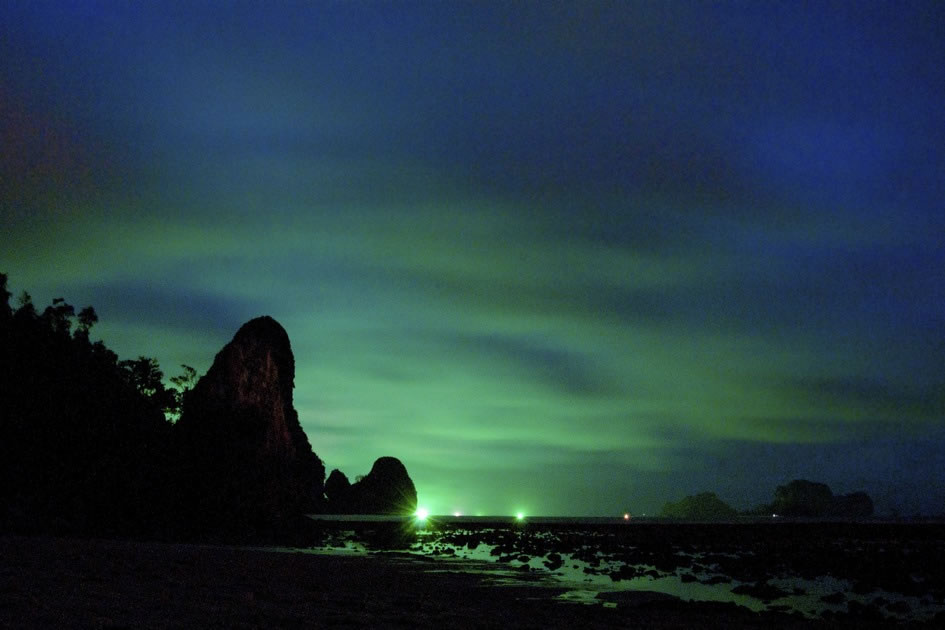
[0,535,906,628]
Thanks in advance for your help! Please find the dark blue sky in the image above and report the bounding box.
[2,1,943,516]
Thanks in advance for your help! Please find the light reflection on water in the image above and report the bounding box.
[291,520,945,622]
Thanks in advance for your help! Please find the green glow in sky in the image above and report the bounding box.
[2,2,943,516]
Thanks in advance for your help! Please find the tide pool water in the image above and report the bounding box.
[297,519,945,623]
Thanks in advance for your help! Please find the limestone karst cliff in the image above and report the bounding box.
[176,316,325,532]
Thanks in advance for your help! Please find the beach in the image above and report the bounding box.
[5,532,932,629]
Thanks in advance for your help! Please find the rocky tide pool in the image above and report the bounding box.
[300,518,945,624]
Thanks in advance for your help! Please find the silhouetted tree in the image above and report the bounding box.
[120,356,164,397]
[74,306,98,340]
[170,364,197,391]
[117,357,199,422]
[0,274,174,537]
[42,297,75,336]
[15,291,36,319]
[0,273,11,319]
[166,364,197,422]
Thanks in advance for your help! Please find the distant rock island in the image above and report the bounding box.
[660,492,738,521]
[324,457,418,515]
[771,479,874,518]
[659,481,874,521]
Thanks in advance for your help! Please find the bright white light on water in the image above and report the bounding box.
[453,511,462,517]
[515,512,524,521]
[415,508,429,520]
[623,513,630,521]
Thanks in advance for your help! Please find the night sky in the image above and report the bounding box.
[2,1,943,517]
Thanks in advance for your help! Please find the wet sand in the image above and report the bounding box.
[0,535,915,628]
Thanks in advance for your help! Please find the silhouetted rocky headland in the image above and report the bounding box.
[0,274,420,541]
[175,316,326,536]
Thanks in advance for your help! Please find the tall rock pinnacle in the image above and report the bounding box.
[176,316,324,533]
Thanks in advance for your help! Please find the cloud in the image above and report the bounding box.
[445,332,612,398]
[80,280,264,334]
[2,1,943,516]
[788,377,945,424]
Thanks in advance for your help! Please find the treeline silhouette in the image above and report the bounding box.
[0,273,204,538]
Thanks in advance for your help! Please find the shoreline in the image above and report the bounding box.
[1,534,836,629]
